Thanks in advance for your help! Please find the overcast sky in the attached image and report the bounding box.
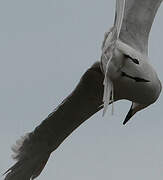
[0,1,163,180]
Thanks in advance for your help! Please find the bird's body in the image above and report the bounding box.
[4,0,162,179]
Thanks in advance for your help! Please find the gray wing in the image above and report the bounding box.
[119,0,163,54]
[4,62,104,180]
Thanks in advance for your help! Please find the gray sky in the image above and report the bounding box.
[0,0,163,180]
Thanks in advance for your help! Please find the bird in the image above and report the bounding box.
[4,0,162,179]
[101,0,162,124]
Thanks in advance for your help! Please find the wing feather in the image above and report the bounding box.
[4,62,104,180]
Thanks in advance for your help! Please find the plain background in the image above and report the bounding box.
[0,0,163,180]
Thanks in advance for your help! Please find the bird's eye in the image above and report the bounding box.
[125,54,139,64]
